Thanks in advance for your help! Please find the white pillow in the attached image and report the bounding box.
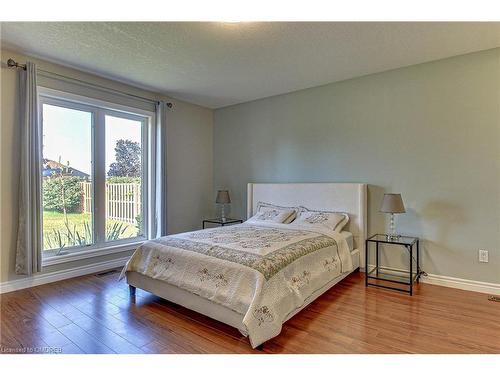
[247,206,296,224]
[256,202,299,224]
[296,207,349,232]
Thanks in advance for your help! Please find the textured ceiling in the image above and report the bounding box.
[1,22,499,108]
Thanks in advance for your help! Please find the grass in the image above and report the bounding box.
[43,210,139,251]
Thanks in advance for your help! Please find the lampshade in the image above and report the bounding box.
[216,190,231,204]
[380,193,405,214]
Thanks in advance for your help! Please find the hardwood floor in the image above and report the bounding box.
[1,270,499,354]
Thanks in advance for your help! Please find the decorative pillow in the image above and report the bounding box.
[296,207,349,232]
[247,205,297,224]
[256,202,299,224]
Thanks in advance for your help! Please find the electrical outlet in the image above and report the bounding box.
[479,249,489,263]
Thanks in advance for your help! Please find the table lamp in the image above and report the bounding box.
[380,193,405,240]
[216,190,231,222]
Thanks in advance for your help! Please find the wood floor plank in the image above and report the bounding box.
[58,323,116,354]
[1,270,499,354]
[84,325,144,354]
[74,309,156,348]
[70,315,144,353]
[41,330,74,348]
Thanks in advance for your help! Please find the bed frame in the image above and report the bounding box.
[126,183,367,341]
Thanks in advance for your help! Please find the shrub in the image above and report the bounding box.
[43,176,83,213]
[106,176,141,184]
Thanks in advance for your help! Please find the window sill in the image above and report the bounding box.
[42,240,144,266]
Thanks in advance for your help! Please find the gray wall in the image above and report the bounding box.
[214,48,500,284]
[0,48,213,283]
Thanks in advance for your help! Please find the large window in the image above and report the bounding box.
[40,89,152,259]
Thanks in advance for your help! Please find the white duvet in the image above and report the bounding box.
[120,221,352,347]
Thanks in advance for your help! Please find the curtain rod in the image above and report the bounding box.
[6,58,173,109]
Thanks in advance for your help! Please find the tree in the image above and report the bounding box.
[43,176,83,213]
[107,139,141,177]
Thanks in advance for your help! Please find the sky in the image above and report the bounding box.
[42,104,142,177]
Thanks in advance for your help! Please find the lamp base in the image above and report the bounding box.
[387,213,401,241]
[220,204,226,222]
[386,233,401,241]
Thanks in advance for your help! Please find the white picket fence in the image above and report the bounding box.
[80,182,141,224]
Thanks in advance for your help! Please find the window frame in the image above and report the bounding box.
[38,87,155,265]
[102,110,149,244]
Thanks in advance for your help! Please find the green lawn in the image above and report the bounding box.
[43,210,139,251]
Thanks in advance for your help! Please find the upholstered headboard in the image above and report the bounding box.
[247,183,367,266]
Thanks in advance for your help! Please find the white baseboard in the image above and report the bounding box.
[421,273,500,295]
[363,265,500,295]
[0,256,129,294]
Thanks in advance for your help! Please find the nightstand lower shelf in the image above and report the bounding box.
[367,267,421,293]
[366,266,421,287]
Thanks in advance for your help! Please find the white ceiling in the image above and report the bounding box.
[1,22,499,108]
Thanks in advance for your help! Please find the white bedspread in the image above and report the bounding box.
[120,222,352,347]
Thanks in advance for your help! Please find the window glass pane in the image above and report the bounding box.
[42,104,94,255]
[105,115,144,241]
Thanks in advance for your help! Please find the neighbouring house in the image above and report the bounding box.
[42,158,90,179]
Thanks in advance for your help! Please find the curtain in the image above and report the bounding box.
[154,101,168,238]
[15,62,42,275]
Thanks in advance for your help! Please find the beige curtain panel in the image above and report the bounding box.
[15,61,43,275]
[154,100,168,238]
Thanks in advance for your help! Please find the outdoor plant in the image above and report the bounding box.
[44,229,66,255]
[107,176,141,184]
[107,222,129,241]
[44,220,131,253]
[135,214,142,233]
[43,176,83,213]
[64,220,92,247]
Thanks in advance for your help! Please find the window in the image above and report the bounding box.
[40,88,153,260]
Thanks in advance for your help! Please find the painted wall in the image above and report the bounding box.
[0,48,213,283]
[214,48,500,284]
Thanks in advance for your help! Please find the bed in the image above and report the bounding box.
[121,183,367,348]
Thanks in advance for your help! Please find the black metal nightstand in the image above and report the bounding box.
[365,234,421,295]
[202,218,243,229]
